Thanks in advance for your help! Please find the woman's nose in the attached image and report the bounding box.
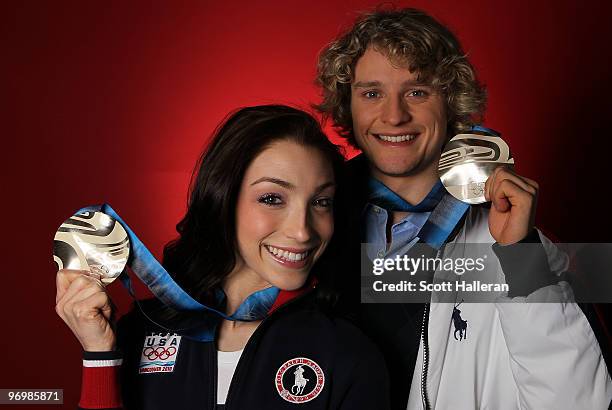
[284,207,315,243]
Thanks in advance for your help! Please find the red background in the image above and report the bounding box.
[2,0,611,407]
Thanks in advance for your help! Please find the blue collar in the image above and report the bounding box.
[367,178,469,250]
[368,178,446,212]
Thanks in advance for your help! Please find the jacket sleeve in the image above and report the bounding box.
[337,344,391,410]
[493,229,612,409]
[78,351,123,410]
[76,306,144,410]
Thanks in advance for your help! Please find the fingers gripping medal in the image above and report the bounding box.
[52,204,279,342]
[438,127,514,204]
[53,210,129,284]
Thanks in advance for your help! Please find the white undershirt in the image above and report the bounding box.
[217,349,244,405]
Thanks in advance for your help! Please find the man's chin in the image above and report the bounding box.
[371,162,421,179]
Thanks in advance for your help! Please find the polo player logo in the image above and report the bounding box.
[452,301,468,341]
[275,357,325,403]
[291,365,309,395]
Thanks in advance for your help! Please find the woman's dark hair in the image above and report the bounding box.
[159,105,346,317]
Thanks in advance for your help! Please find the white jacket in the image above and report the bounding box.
[406,206,612,409]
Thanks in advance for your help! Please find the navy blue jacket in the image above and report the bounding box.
[81,289,390,410]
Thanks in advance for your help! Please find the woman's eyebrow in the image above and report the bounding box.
[250,177,294,189]
[315,181,336,193]
[250,178,335,192]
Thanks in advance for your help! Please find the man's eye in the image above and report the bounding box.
[313,197,334,208]
[408,89,428,98]
[363,91,380,99]
[258,194,283,206]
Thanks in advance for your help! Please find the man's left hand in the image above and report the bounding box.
[484,166,539,245]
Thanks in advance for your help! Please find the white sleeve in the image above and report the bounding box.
[494,231,612,409]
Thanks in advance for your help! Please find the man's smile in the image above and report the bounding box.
[372,132,419,144]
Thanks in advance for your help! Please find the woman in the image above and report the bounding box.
[56,105,389,409]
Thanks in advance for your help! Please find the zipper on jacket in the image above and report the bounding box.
[211,344,218,409]
[420,246,444,410]
[223,287,315,408]
[420,302,431,410]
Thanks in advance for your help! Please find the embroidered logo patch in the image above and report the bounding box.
[275,357,325,403]
[139,332,181,374]
[452,301,468,341]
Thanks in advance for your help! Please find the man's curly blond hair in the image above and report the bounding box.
[315,8,486,146]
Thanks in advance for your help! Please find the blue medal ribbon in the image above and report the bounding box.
[368,178,446,213]
[76,204,279,341]
[367,179,469,250]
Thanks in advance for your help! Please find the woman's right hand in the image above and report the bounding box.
[55,269,116,351]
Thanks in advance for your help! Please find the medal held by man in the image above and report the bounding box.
[439,126,514,204]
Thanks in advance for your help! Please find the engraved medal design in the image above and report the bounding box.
[438,129,514,204]
[53,210,130,284]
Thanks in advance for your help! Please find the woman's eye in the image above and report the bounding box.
[313,197,334,208]
[258,194,283,206]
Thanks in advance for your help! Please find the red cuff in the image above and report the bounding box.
[79,363,122,409]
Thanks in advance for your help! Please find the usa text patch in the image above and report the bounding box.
[139,332,181,374]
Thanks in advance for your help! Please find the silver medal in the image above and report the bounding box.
[438,130,514,204]
[53,210,130,284]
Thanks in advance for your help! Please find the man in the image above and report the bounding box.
[316,8,611,409]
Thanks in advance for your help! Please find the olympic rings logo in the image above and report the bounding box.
[143,346,177,360]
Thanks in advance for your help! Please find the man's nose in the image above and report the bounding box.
[380,95,411,125]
